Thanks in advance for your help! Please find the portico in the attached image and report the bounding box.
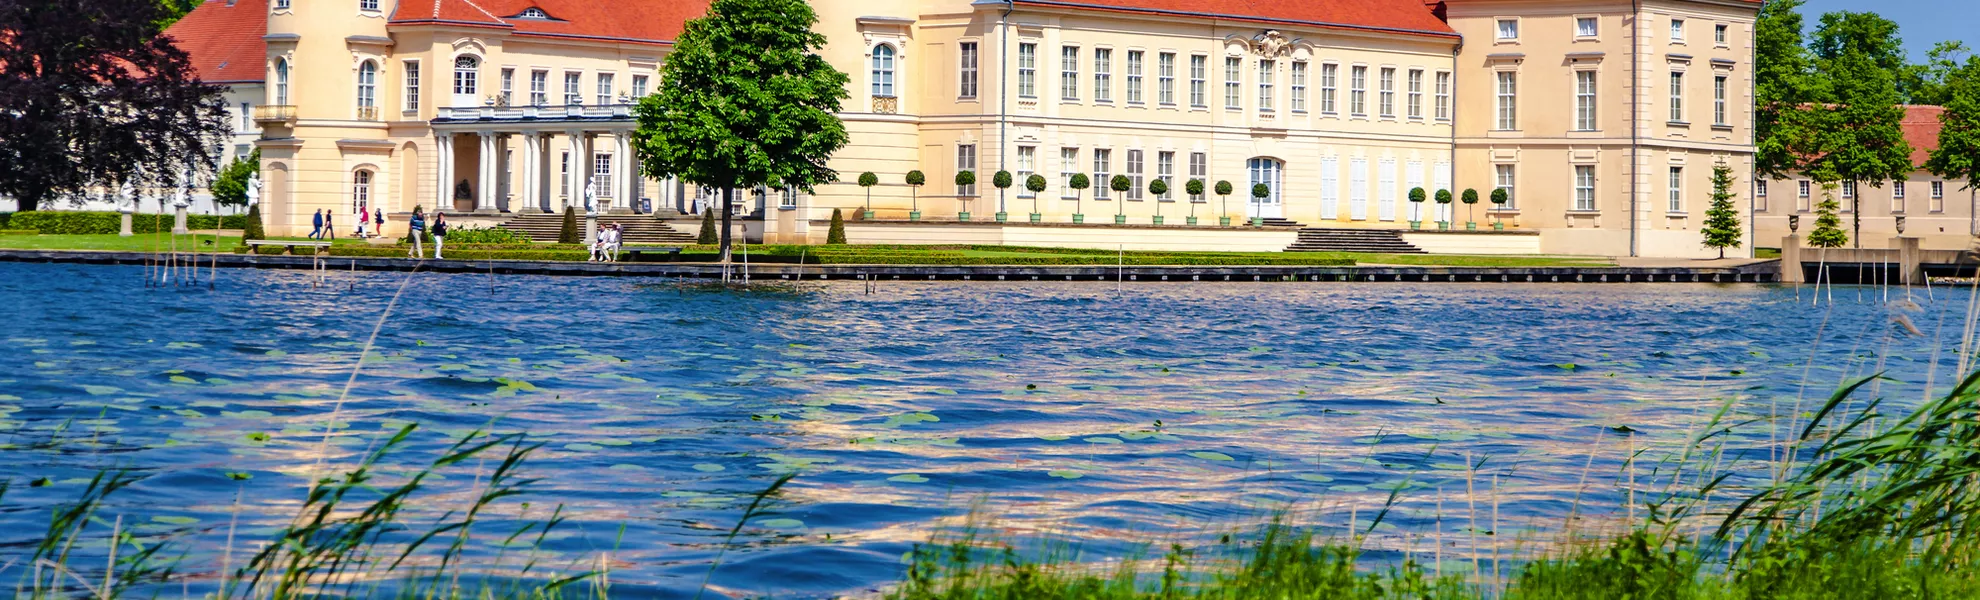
[429,103,669,215]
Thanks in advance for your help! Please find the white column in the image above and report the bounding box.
[566,130,587,213]
[435,132,454,212]
[522,132,541,213]
[477,131,495,212]
[614,133,632,212]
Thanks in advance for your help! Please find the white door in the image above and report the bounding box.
[452,55,481,108]
[1247,158,1284,219]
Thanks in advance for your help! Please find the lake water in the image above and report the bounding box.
[0,262,1959,598]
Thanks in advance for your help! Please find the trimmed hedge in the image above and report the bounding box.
[0,229,37,236]
[1,211,249,235]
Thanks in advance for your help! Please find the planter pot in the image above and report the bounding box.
[1493,221,1506,231]
[1071,214,1084,224]
[1113,214,1127,225]
[1028,213,1041,223]
[996,211,1009,223]
[958,211,972,222]
[909,210,922,222]
[1437,221,1449,230]
[1186,216,1199,226]
[1219,216,1232,226]
[1409,220,1422,230]
[1250,217,1264,227]
[1466,221,1477,231]
[1152,215,1165,225]
[861,209,875,220]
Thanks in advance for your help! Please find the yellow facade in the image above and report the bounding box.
[235,0,1758,255]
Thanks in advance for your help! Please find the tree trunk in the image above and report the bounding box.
[720,186,734,281]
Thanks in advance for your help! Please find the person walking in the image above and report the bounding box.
[324,211,336,240]
[374,207,385,239]
[431,212,449,260]
[407,209,426,258]
[309,209,324,239]
[357,205,370,238]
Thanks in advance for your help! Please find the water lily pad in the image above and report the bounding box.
[152,515,198,525]
[1294,473,1335,483]
[883,412,940,427]
[1188,451,1236,462]
[165,342,203,349]
[1047,470,1084,479]
[758,518,805,529]
[265,350,288,357]
[1083,437,1123,444]
[562,443,604,452]
[169,375,199,384]
[1039,435,1071,441]
[1328,485,1369,493]
[887,474,930,483]
[83,385,121,396]
[692,463,725,472]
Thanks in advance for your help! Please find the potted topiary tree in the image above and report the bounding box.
[1434,189,1453,230]
[1148,179,1169,225]
[1109,175,1131,224]
[1250,183,1270,227]
[955,170,976,221]
[1185,179,1205,226]
[993,170,1016,222]
[1025,174,1049,222]
[1460,188,1479,231]
[905,170,925,221]
[857,171,878,219]
[1489,188,1509,230]
[1407,187,1427,230]
[1068,173,1090,224]
[1215,180,1234,226]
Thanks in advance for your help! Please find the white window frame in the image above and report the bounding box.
[275,59,290,105]
[1158,52,1176,105]
[959,41,979,99]
[1713,75,1728,126]
[594,153,614,197]
[1188,152,1206,202]
[500,67,514,106]
[633,74,649,98]
[1497,164,1518,210]
[956,144,977,197]
[1224,56,1241,109]
[1894,181,1907,214]
[1188,54,1207,107]
[564,71,582,105]
[1575,70,1597,131]
[1126,50,1145,104]
[1406,68,1423,119]
[1495,71,1517,130]
[1290,61,1308,112]
[402,60,420,111]
[1574,165,1595,211]
[1434,71,1449,120]
[871,44,897,98]
[1378,67,1395,118]
[1715,24,1728,46]
[453,55,478,97]
[1156,151,1174,202]
[352,169,372,206]
[1060,147,1080,198]
[1061,45,1080,101]
[530,70,548,106]
[1497,18,1519,41]
[1016,145,1037,197]
[1126,149,1145,201]
[1932,181,1946,212]
[596,72,614,106]
[1094,48,1113,102]
[1321,63,1339,114]
[1257,59,1275,112]
[1093,149,1112,200]
[1017,43,1037,98]
[1576,16,1598,38]
[1668,167,1684,213]
[1350,65,1368,116]
[359,0,378,12]
[1671,18,1685,43]
[356,60,378,117]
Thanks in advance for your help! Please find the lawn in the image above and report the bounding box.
[0,234,366,253]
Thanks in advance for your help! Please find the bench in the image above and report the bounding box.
[243,240,332,255]
[619,246,685,262]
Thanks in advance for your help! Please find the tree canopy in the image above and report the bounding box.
[211,149,259,209]
[1925,54,1980,190]
[0,0,229,212]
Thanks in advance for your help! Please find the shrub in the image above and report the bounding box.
[4,211,246,234]
[697,209,718,244]
[445,226,530,244]
[559,206,580,244]
[241,203,265,242]
[0,229,37,236]
[827,208,847,244]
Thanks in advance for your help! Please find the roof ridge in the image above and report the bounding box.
[456,0,509,24]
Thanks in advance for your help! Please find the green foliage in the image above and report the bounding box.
[560,206,581,244]
[954,170,975,187]
[696,209,718,245]
[1408,187,1426,203]
[1910,42,1972,106]
[1250,183,1269,199]
[1109,174,1130,193]
[1148,178,1168,198]
[1926,54,1980,188]
[827,208,847,244]
[1435,189,1453,204]
[992,170,1013,189]
[445,226,531,244]
[5,211,244,234]
[1461,189,1479,204]
[904,170,925,187]
[1068,173,1090,191]
[1214,180,1233,197]
[241,203,265,242]
[1185,178,1204,197]
[1702,164,1743,257]
[210,149,259,208]
[1489,188,1508,206]
[858,171,879,187]
[1808,183,1848,247]
[1026,174,1048,194]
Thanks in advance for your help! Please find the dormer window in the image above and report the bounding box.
[516,7,548,19]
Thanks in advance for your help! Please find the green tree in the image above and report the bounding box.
[1925,55,1980,192]
[1109,175,1131,217]
[695,208,716,245]
[561,206,582,244]
[241,202,265,243]
[857,171,878,215]
[1754,0,1820,179]
[1407,187,1426,223]
[826,208,847,244]
[632,0,849,269]
[1808,183,1848,248]
[904,169,924,214]
[210,149,259,210]
[1249,183,1269,224]
[954,170,975,214]
[1461,189,1479,226]
[1910,42,1971,106]
[1214,180,1233,221]
[992,170,1012,215]
[1068,173,1090,217]
[1805,12,1915,247]
[1025,174,1047,202]
[1149,179,1169,218]
[1701,163,1743,258]
[1811,12,1918,102]
[1434,189,1453,225]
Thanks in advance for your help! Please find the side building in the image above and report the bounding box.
[1752,106,1978,251]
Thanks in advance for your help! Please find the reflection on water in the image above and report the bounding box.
[0,263,1957,597]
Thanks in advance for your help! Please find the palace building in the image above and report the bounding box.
[165,0,1762,257]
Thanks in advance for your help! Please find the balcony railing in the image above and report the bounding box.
[356,106,381,121]
[432,103,636,121]
[252,104,296,124]
[872,96,898,114]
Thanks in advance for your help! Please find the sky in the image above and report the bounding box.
[1795,0,1979,62]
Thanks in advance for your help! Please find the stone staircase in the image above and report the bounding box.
[1285,228,1426,254]
[1258,217,1304,228]
[497,213,699,244]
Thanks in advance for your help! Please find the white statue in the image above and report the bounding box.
[173,169,192,208]
[118,180,136,213]
[246,173,261,207]
[584,175,600,214]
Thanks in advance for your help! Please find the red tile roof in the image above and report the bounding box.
[1014,0,1457,38]
[1903,105,1944,168]
[390,0,710,45]
[162,0,268,84]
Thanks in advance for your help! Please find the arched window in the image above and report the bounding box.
[1247,157,1283,206]
[356,61,378,118]
[519,7,546,18]
[453,55,479,96]
[274,59,289,105]
[352,169,373,208]
[871,44,896,98]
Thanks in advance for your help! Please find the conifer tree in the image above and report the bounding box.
[1701,163,1743,258]
[1808,183,1849,248]
[559,206,580,244]
[826,208,847,244]
[696,208,718,245]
